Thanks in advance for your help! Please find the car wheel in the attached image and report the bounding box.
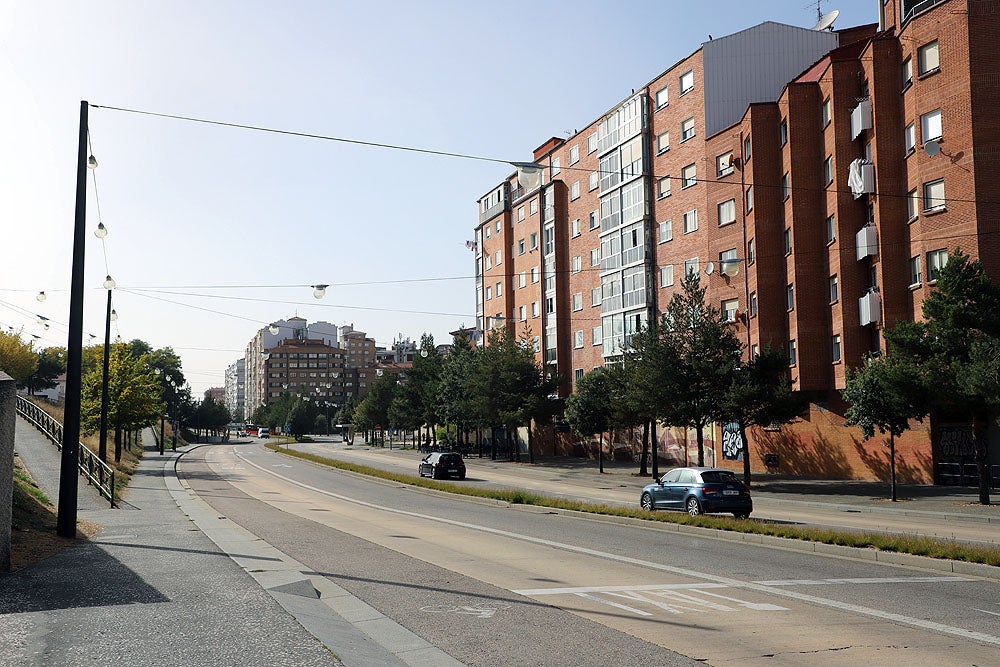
[640,492,654,511]
[686,497,702,516]
[458,474,466,481]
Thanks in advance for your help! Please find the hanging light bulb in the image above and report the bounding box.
[110,309,118,322]
[268,324,280,335]
[87,155,98,169]
[36,314,49,326]
[420,349,429,358]
[36,291,46,302]
[103,275,116,290]
[114,335,122,343]
[94,222,108,238]
[312,284,328,299]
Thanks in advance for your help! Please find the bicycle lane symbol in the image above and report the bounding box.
[420,604,510,619]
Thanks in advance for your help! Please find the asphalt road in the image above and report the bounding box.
[179,442,1000,666]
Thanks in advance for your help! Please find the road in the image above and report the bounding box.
[178,442,1000,666]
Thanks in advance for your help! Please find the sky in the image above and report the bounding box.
[0,0,878,395]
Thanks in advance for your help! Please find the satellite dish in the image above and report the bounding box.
[924,139,942,157]
[813,9,839,31]
[704,262,715,275]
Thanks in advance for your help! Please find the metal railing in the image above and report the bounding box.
[15,395,115,507]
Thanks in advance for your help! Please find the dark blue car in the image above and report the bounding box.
[640,467,752,518]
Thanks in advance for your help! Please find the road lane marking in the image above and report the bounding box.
[573,592,653,616]
[755,576,975,586]
[230,446,1000,647]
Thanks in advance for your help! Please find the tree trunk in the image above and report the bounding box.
[974,411,991,505]
[527,421,535,464]
[639,421,649,476]
[740,423,751,487]
[889,431,898,502]
[598,433,604,474]
[696,424,705,467]
[114,427,122,463]
[651,420,659,479]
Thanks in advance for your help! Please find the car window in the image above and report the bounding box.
[678,470,698,484]
[700,470,739,484]
[662,469,681,483]
[440,454,461,464]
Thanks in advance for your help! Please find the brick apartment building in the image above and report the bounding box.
[259,338,348,405]
[473,0,999,482]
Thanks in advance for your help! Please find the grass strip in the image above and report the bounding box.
[267,445,1000,568]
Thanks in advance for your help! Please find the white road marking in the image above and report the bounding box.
[973,608,1000,617]
[231,446,1000,646]
[573,592,653,616]
[756,576,975,586]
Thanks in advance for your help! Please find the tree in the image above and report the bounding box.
[26,346,66,395]
[617,324,665,477]
[0,331,38,386]
[354,373,397,440]
[285,397,315,440]
[437,332,479,448]
[195,396,231,435]
[843,356,927,501]
[564,368,613,473]
[884,250,1000,504]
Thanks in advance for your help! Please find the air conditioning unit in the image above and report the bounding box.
[851,98,872,139]
[856,224,878,261]
[859,290,881,326]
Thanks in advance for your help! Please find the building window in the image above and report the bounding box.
[545,296,554,314]
[571,181,581,200]
[589,171,599,191]
[681,163,696,188]
[519,272,526,288]
[917,40,939,75]
[832,335,842,363]
[745,185,753,211]
[920,109,942,142]
[589,210,599,229]
[657,176,672,199]
[786,284,794,310]
[716,151,734,177]
[826,214,836,242]
[518,239,525,255]
[683,209,698,234]
[829,275,839,303]
[902,57,913,88]
[495,250,501,265]
[518,206,525,221]
[569,145,580,165]
[518,305,526,321]
[655,85,669,108]
[927,249,948,281]
[684,257,699,277]
[551,157,561,176]
[496,220,501,233]
[784,228,792,255]
[747,238,755,264]
[484,225,491,239]
[909,256,922,286]
[529,232,538,250]
[590,248,600,267]
[588,132,598,154]
[718,199,736,226]
[679,70,694,94]
[571,219,581,237]
[656,131,670,154]
[779,118,788,145]
[592,327,602,346]
[529,198,538,215]
[659,219,673,243]
[660,264,674,287]
[572,256,582,273]
[722,298,739,322]
[573,293,583,311]
[531,335,540,353]
[485,286,492,300]
[789,339,797,366]
[574,331,584,349]
[495,281,502,297]
[824,156,833,185]
[531,267,539,283]
[485,255,492,270]
[531,301,539,317]
[743,135,751,161]
[750,343,759,359]
[591,287,601,306]
[923,178,945,211]
[821,98,831,126]
[904,123,915,153]
[749,291,757,317]
[782,172,790,199]
[681,117,695,142]
[574,368,584,383]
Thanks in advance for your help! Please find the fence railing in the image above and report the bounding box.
[15,395,115,507]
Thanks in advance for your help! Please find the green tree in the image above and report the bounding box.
[354,373,397,441]
[26,345,66,395]
[0,331,38,386]
[285,396,316,440]
[437,331,479,448]
[564,368,614,473]
[617,324,665,477]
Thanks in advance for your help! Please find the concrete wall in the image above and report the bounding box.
[1,372,15,572]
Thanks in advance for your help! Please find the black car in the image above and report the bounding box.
[640,467,752,518]
[418,452,466,480]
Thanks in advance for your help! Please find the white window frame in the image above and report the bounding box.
[569,145,580,165]
[658,219,672,243]
[683,209,698,234]
[655,85,669,108]
[517,206,525,221]
[657,176,672,199]
[572,255,582,273]
[826,214,836,242]
[574,330,584,349]
[909,256,922,287]
[571,219,581,237]
[681,164,696,188]
[717,199,736,226]
[923,178,945,212]
[721,298,739,322]
[679,70,694,95]
[589,171,599,191]
[680,117,695,142]
[656,131,670,154]
[551,157,560,176]
[918,40,939,75]
[684,257,699,277]
[716,152,734,176]
[829,275,839,303]
[570,181,581,200]
[920,109,942,142]
[572,293,583,311]
[832,334,842,363]
[660,264,674,288]
[927,249,948,281]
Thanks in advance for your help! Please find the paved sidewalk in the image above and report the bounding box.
[0,419,428,667]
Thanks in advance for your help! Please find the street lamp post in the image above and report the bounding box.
[98,275,116,463]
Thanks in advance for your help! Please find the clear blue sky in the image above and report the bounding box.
[0,0,877,394]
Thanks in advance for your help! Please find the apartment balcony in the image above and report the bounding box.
[850,98,872,140]
[479,198,507,223]
[859,290,882,326]
[856,224,878,261]
[848,159,875,199]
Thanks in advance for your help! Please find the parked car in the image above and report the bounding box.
[640,467,752,518]
[258,427,270,439]
[418,452,466,480]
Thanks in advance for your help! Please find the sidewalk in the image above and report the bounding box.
[0,419,430,667]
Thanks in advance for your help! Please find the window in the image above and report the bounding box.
[495,281,502,297]
[718,199,736,226]
[574,368,584,383]
[589,171,599,191]
[824,156,833,185]
[905,123,915,153]
[532,335,540,352]
[529,198,538,215]
[656,131,670,154]
[681,117,695,141]
[923,178,945,211]
[573,293,583,311]
[591,287,601,306]
[717,152,734,176]
[684,257,699,277]
[592,327,602,346]
[589,210,599,229]
[485,255,492,270]
[681,164,696,188]
[518,305,526,321]
[782,172,790,199]
[743,135,751,161]
[531,301,539,317]
[829,275,839,302]
[569,145,580,165]
[657,176,672,199]
[927,249,948,281]
[679,70,694,94]
[779,118,788,145]
[745,186,753,211]
[832,335,842,363]
[588,132,598,154]
[909,256,922,286]
[496,220,501,233]
[786,284,794,310]
[902,56,913,88]
[921,109,942,142]
[571,219,580,237]
[485,286,492,300]
[788,339,797,366]
[658,219,673,243]
[590,248,600,266]
[529,232,538,250]
[495,250,501,265]
[545,296,554,314]
[747,238,755,264]
[655,85,669,108]
[530,267,539,283]
[660,264,674,287]
[518,206,525,221]
[749,291,757,317]
[683,209,698,234]
[572,256,582,273]
[574,331,584,349]
[722,298,739,322]
[551,157,560,176]
[826,214,836,242]
[485,225,491,239]
[570,181,580,200]
[784,228,792,255]
[821,98,831,126]
[917,40,939,75]
[519,272,526,288]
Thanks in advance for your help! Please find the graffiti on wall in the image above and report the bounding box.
[722,422,742,461]
[937,425,976,458]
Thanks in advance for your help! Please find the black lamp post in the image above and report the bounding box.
[97,274,115,463]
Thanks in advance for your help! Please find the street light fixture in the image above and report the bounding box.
[312,284,328,299]
[36,291,46,302]
[94,222,108,238]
